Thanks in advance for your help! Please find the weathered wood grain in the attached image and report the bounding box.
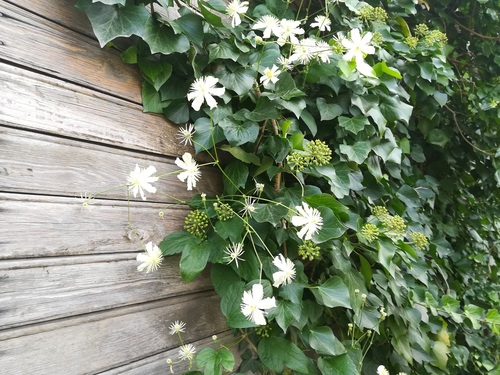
[0,294,228,375]
[0,126,221,201]
[101,331,238,375]
[0,252,215,329]
[0,63,191,157]
[0,1,142,103]
[0,193,188,259]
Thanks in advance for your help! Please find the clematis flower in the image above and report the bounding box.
[252,15,282,39]
[187,76,225,111]
[226,0,249,28]
[175,153,201,191]
[240,283,276,325]
[176,123,195,146]
[291,202,323,240]
[178,344,196,361]
[272,254,296,287]
[169,320,186,335]
[277,56,293,71]
[342,28,376,76]
[260,64,281,86]
[314,40,334,63]
[127,164,159,201]
[277,19,305,46]
[136,242,163,273]
[376,365,390,375]
[289,38,317,65]
[240,196,256,216]
[224,242,245,267]
[310,15,331,32]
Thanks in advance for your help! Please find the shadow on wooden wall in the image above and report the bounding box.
[0,1,230,373]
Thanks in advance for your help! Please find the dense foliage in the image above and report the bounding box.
[78,0,499,374]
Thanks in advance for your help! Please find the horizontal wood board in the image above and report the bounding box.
[0,0,231,374]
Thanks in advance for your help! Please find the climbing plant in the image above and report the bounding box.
[77,0,499,373]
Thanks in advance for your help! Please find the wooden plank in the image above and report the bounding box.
[0,126,221,200]
[101,331,238,375]
[0,1,142,103]
[0,193,189,259]
[0,63,191,157]
[0,294,228,375]
[0,253,214,329]
[5,0,95,38]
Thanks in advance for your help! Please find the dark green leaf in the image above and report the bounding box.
[317,98,343,121]
[169,12,204,46]
[220,145,261,165]
[338,116,370,135]
[163,99,189,124]
[141,81,164,113]
[219,118,259,146]
[246,97,279,122]
[208,42,240,63]
[339,141,371,164]
[218,67,256,96]
[311,276,351,309]
[193,117,225,153]
[309,326,346,356]
[180,239,210,282]
[159,231,200,256]
[318,354,358,375]
[379,93,413,124]
[252,203,289,226]
[223,161,249,195]
[142,18,190,54]
[258,337,309,373]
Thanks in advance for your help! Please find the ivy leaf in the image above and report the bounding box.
[193,117,225,153]
[464,304,484,330]
[316,164,351,199]
[313,207,346,243]
[270,300,302,333]
[258,337,309,373]
[159,231,200,256]
[379,92,413,124]
[163,99,190,124]
[252,203,289,226]
[142,18,190,54]
[432,341,449,371]
[428,129,449,147]
[218,67,256,96]
[179,239,210,282]
[198,0,224,27]
[317,98,343,121]
[169,12,204,47]
[377,240,396,276]
[338,116,370,134]
[318,354,358,375]
[141,81,164,113]
[195,347,235,375]
[215,216,245,242]
[223,161,249,195]
[265,136,291,163]
[220,145,261,165]
[311,276,351,309]
[340,141,371,164]
[246,97,279,122]
[219,118,259,146]
[77,0,150,46]
[208,42,240,63]
[308,327,346,356]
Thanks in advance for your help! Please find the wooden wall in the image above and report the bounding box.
[0,1,230,373]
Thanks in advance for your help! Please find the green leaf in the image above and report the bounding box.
[195,347,235,375]
[77,0,150,46]
[309,326,346,356]
[180,239,210,282]
[441,295,463,323]
[215,216,245,242]
[317,354,358,375]
[313,207,346,243]
[220,145,261,165]
[208,42,240,63]
[311,276,351,309]
[246,97,279,122]
[486,309,500,334]
[141,81,164,113]
[265,136,291,163]
[464,304,484,330]
[301,109,318,136]
[138,58,172,91]
[218,67,256,96]
[220,282,255,328]
[93,0,125,4]
[252,203,289,226]
[258,43,281,68]
[159,231,200,256]
[211,264,240,296]
[317,98,343,121]
[223,161,249,195]
[142,18,190,54]
[432,341,449,371]
[338,116,370,134]
[379,92,413,124]
[428,129,449,147]
[169,12,204,47]
[163,99,189,124]
[339,141,371,164]
[304,193,350,219]
[193,117,225,153]
[219,118,259,146]
[198,0,224,27]
[373,61,402,79]
[271,300,302,333]
[120,46,137,64]
[258,337,309,373]
[377,240,396,276]
[316,164,351,199]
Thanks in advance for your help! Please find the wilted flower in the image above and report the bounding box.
[127,164,159,201]
[255,182,265,194]
[177,123,195,146]
[260,64,281,86]
[291,202,323,240]
[169,320,186,335]
[241,283,276,325]
[178,344,196,361]
[136,242,163,273]
[187,76,225,111]
[226,0,249,27]
[175,153,201,191]
[342,28,376,76]
[224,242,245,267]
[252,15,282,39]
[241,196,256,216]
[272,254,296,287]
[310,15,331,32]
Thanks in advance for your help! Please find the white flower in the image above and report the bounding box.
[277,56,293,71]
[127,164,159,201]
[224,242,245,267]
[79,192,94,211]
[314,40,334,63]
[252,15,282,39]
[272,254,296,287]
[241,196,256,216]
[289,38,317,65]
[260,64,281,86]
[255,182,265,193]
[178,344,196,361]
[175,152,201,191]
[240,283,276,325]
[311,15,331,32]
[177,123,195,146]
[397,373,408,375]
[277,19,305,46]
[187,76,225,111]
[377,365,390,375]
[169,320,186,335]
[291,202,323,240]
[136,242,163,273]
[226,0,249,28]
[342,28,376,76]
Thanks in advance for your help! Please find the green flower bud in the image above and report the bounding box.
[411,232,428,249]
[184,210,209,239]
[383,215,406,238]
[415,24,429,37]
[405,36,419,49]
[213,201,234,221]
[361,223,380,242]
[306,139,332,166]
[298,240,321,261]
[372,206,389,219]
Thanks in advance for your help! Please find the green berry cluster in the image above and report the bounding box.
[382,215,406,238]
[411,232,428,249]
[255,325,272,337]
[298,240,321,261]
[184,210,209,239]
[414,24,448,48]
[415,24,429,37]
[359,5,388,23]
[372,205,389,219]
[361,223,379,242]
[286,151,310,172]
[371,32,384,47]
[306,140,332,166]
[405,36,418,49]
[213,201,234,221]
